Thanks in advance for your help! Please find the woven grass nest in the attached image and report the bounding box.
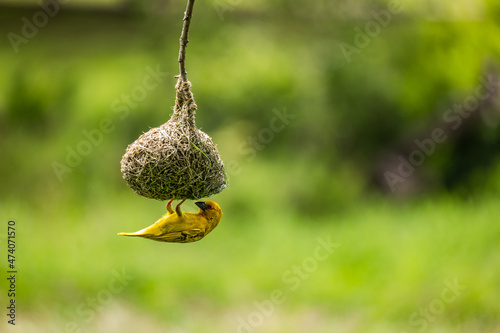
[120,79,226,200]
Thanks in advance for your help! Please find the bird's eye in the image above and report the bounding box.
[208,205,213,210]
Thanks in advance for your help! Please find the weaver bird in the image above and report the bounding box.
[118,200,222,243]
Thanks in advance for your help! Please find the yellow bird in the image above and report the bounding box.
[118,200,222,243]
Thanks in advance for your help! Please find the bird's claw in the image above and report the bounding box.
[175,199,186,217]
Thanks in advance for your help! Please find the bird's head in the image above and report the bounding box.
[195,200,222,227]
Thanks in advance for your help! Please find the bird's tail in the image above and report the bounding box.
[118,231,143,237]
[118,227,152,237]
[118,222,161,238]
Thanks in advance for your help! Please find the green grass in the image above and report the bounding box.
[2,3,500,332]
[2,192,500,333]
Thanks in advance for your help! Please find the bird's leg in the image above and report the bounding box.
[175,199,186,217]
[166,199,174,214]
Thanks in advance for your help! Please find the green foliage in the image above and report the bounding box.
[1,1,500,331]
[3,194,500,332]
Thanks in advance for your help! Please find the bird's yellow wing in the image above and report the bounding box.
[152,228,206,243]
[157,212,208,233]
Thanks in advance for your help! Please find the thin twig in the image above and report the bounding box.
[178,0,196,82]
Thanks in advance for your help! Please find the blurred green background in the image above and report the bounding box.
[1,0,500,332]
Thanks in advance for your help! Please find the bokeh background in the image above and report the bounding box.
[1,0,500,332]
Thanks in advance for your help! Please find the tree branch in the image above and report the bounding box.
[178,0,196,82]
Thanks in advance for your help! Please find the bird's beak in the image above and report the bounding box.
[195,201,207,210]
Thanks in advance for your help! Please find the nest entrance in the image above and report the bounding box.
[120,79,226,200]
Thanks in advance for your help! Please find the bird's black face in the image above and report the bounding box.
[196,200,222,227]
[195,201,217,211]
[195,201,209,210]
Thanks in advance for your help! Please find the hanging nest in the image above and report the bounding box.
[120,79,227,201]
